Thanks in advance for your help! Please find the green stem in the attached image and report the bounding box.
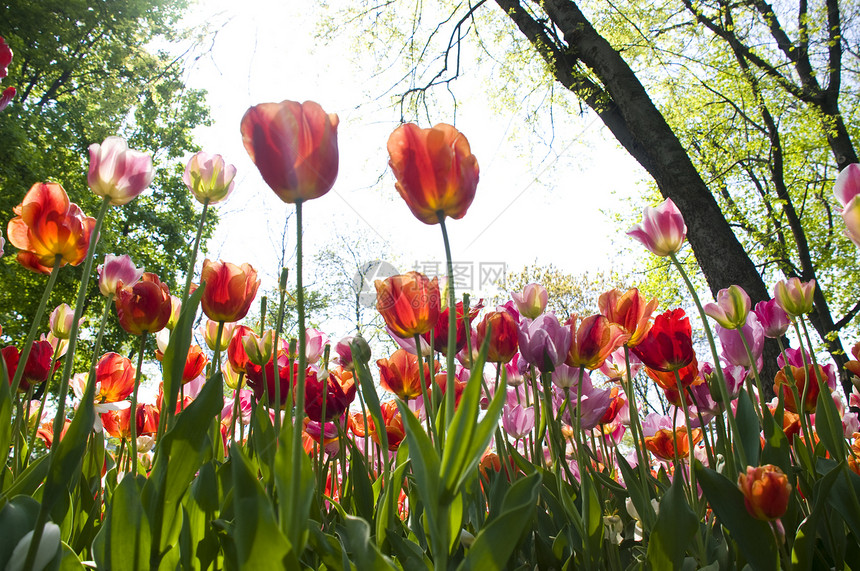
[128,332,148,473]
[181,198,210,303]
[438,213,457,429]
[414,334,437,447]
[669,253,744,473]
[623,346,653,494]
[27,351,59,463]
[10,255,63,396]
[24,197,111,571]
[290,200,308,547]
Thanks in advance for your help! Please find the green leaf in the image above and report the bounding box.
[815,390,846,461]
[337,515,396,570]
[397,399,446,562]
[647,472,697,569]
[735,390,760,467]
[229,444,295,569]
[825,461,860,541]
[161,285,204,427]
[0,359,12,473]
[352,341,389,455]
[93,474,150,571]
[458,471,542,570]
[272,419,315,556]
[142,370,223,560]
[791,461,841,570]
[1,455,49,499]
[0,495,40,567]
[694,462,777,571]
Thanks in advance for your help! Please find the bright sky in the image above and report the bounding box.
[177,0,648,339]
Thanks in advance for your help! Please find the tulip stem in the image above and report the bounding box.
[182,198,210,303]
[10,255,63,397]
[129,331,148,473]
[290,200,308,547]
[27,351,60,465]
[414,334,438,447]
[438,213,457,429]
[669,253,744,473]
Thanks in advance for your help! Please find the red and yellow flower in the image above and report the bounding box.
[375,272,441,338]
[7,182,96,274]
[115,272,172,335]
[377,348,440,401]
[737,464,792,521]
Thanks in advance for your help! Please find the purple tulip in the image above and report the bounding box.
[502,404,535,439]
[518,313,572,372]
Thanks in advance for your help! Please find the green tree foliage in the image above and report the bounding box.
[0,0,215,365]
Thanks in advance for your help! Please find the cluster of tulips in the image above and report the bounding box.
[2,94,860,570]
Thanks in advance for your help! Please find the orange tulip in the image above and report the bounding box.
[102,403,160,440]
[773,364,824,414]
[566,314,630,370]
[387,123,479,224]
[644,426,702,460]
[199,259,260,323]
[181,344,208,384]
[377,348,440,401]
[369,400,409,451]
[598,288,659,347]
[375,272,441,338]
[240,100,339,203]
[7,182,96,274]
[738,465,792,521]
[115,272,172,335]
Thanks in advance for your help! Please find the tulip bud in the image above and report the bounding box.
[48,303,77,339]
[183,151,237,205]
[511,283,548,320]
[704,285,751,329]
[350,335,372,364]
[244,330,274,366]
[773,277,815,317]
[737,464,791,521]
[165,295,182,330]
[627,198,687,257]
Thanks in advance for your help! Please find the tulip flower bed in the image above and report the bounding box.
[1,96,860,571]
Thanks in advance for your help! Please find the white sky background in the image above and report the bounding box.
[175,0,650,339]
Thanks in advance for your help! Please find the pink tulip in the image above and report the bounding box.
[0,86,14,113]
[841,195,860,248]
[183,151,237,205]
[834,163,860,207]
[502,404,535,439]
[88,136,154,205]
[97,254,144,297]
[753,299,790,338]
[555,376,612,431]
[511,283,548,320]
[716,314,764,369]
[627,198,687,257]
[305,328,329,364]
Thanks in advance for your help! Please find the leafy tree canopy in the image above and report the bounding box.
[0,0,216,365]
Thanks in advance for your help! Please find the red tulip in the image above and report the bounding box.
[199,259,260,323]
[645,426,702,460]
[422,300,483,355]
[240,100,339,203]
[94,352,135,404]
[227,325,254,374]
[304,366,356,422]
[369,400,409,451]
[387,123,479,224]
[476,310,519,363]
[7,182,96,274]
[2,340,56,392]
[631,308,695,373]
[115,272,172,335]
[245,350,299,409]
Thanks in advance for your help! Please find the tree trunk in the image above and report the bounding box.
[495,0,785,386]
